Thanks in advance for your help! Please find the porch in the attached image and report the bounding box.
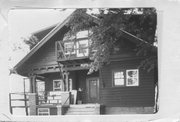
[9,70,101,116]
[9,91,101,115]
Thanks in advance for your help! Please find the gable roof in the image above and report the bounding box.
[13,9,156,75]
[32,24,56,41]
[13,11,75,72]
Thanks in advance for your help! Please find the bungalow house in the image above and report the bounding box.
[10,10,157,115]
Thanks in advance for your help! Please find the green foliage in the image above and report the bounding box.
[23,35,39,50]
[66,8,157,73]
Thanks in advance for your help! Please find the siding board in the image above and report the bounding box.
[20,29,65,75]
[99,59,155,107]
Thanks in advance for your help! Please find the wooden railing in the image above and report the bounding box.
[55,40,90,61]
[9,92,29,115]
[9,90,80,116]
[37,91,71,106]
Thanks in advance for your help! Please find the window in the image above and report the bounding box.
[64,42,75,55]
[53,80,64,91]
[76,39,89,57]
[113,69,139,87]
[113,71,125,86]
[126,69,139,86]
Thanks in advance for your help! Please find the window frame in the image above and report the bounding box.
[53,79,64,91]
[112,69,139,87]
[64,41,76,55]
[112,70,126,87]
[76,39,89,57]
[126,69,139,87]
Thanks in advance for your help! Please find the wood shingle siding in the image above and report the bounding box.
[99,58,155,107]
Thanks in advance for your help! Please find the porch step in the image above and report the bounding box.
[65,104,100,115]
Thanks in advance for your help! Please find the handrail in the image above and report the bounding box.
[9,92,30,95]
[56,40,90,61]
[37,91,62,105]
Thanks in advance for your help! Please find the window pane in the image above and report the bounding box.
[126,69,139,86]
[127,70,138,78]
[53,80,63,91]
[113,71,125,86]
[114,79,124,86]
[79,43,87,53]
[114,72,124,78]
[76,39,89,57]
[114,72,120,78]
[64,42,75,54]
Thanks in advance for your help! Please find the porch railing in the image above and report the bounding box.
[37,91,71,106]
[55,40,90,61]
[9,92,29,115]
[9,91,74,115]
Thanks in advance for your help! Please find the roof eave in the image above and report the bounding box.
[13,11,76,73]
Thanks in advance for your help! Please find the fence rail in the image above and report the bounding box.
[9,92,29,115]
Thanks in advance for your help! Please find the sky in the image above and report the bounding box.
[8,9,75,68]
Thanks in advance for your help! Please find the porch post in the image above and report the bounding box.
[64,71,69,91]
[29,75,37,93]
[29,93,37,115]
[29,75,37,115]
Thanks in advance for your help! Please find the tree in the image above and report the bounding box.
[23,35,39,50]
[66,8,157,74]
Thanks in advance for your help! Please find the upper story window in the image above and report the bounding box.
[113,69,139,87]
[62,30,90,57]
[76,39,89,57]
[64,42,75,54]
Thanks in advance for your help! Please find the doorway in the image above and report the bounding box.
[86,78,99,103]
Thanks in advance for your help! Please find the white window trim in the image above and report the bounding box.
[112,69,139,87]
[112,70,125,87]
[53,79,64,91]
[126,69,139,86]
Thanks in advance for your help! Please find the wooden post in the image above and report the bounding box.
[29,93,37,115]
[29,75,36,93]
[29,75,37,115]
[65,72,69,91]
[9,93,12,114]
[24,94,28,115]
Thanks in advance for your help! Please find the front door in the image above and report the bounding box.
[87,78,99,103]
